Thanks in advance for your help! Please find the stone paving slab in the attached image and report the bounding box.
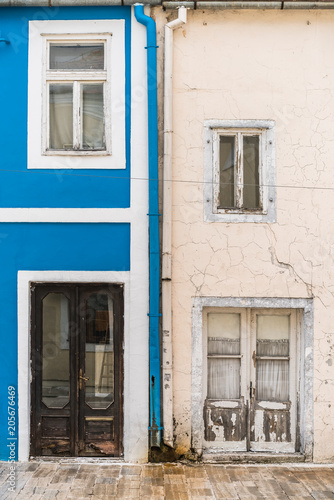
[0,462,333,499]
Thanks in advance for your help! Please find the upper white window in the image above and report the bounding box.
[204,120,276,223]
[28,20,125,169]
[46,39,110,154]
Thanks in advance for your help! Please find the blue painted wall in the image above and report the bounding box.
[0,6,134,461]
[0,222,130,460]
[0,6,131,207]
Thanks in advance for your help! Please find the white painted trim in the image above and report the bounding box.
[28,20,125,169]
[191,297,313,460]
[204,120,276,223]
[18,270,130,462]
[0,208,132,223]
[121,7,149,464]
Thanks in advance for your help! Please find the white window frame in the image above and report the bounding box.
[28,20,125,170]
[44,35,111,155]
[204,120,276,223]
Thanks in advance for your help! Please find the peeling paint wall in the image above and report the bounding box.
[154,7,334,462]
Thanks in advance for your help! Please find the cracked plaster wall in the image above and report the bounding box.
[153,7,334,462]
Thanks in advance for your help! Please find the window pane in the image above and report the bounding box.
[208,313,240,355]
[256,315,290,402]
[256,360,289,401]
[50,44,104,70]
[243,135,260,209]
[257,315,289,356]
[208,358,240,399]
[49,84,73,150]
[82,84,105,149]
[219,136,235,208]
[85,294,114,410]
[42,293,70,409]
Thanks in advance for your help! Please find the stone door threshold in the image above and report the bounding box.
[202,452,306,464]
[29,456,125,464]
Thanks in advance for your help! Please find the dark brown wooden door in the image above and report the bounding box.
[30,283,123,457]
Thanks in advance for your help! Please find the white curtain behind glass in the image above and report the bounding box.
[49,84,73,149]
[207,313,241,400]
[256,315,290,402]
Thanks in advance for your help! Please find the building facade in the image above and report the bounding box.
[0,4,152,463]
[0,0,334,465]
[154,4,334,463]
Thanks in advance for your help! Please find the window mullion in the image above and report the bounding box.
[236,133,243,209]
[73,81,80,150]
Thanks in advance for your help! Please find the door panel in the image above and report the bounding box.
[30,283,123,458]
[78,286,123,456]
[203,311,248,451]
[203,308,298,454]
[204,398,247,450]
[250,311,296,452]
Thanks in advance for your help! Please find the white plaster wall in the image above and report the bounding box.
[154,8,334,462]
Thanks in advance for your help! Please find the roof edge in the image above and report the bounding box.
[1,0,334,9]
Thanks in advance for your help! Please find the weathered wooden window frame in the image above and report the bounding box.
[204,120,276,223]
[213,129,264,213]
[43,35,112,156]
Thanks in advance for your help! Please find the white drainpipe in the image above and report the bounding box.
[162,6,187,448]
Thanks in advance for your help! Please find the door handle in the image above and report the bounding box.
[79,369,89,390]
[250,381,255,400]
[252,350,256,367]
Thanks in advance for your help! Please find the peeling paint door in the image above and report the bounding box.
[203,311,248,451]
[203,308,298,454]
[249,310,297,453]
[30,283,123,457]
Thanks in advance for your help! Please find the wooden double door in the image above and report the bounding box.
[204,308,299,453]
[30,283,123,457]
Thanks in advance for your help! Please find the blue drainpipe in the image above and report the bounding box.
[134,4,162,448]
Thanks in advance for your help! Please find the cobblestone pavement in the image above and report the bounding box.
[0,461,333,499]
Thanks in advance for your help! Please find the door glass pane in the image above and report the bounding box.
[219,136,235,208]
[256,315,290,401]
[49,84,73,150]
[208,358,241,399]
[243,135,260,209]
[50,44,104,70]
[208,313,240,355]
[42,293,70,408]
[256,360,289,402]
[207,313,241,399]
[257,315,289,356]
[81,84,105,149]
[85,294,114,410]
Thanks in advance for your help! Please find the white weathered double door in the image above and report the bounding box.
[204,309,298,453]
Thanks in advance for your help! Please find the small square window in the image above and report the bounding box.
[204,120,276,223]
